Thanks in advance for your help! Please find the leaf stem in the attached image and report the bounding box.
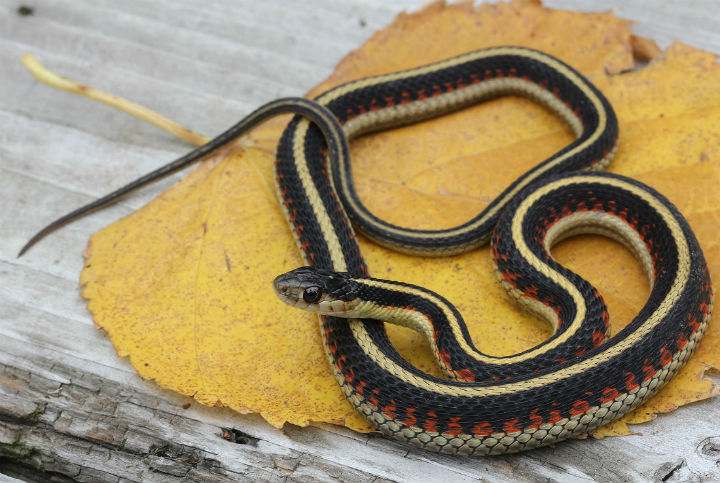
[21,53,211,147]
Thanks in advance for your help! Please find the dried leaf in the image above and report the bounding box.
[80,0,720,436]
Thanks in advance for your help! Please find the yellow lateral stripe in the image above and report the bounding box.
[543,210,656,287]
[321,47,609,241]
[292,120,348,270]
[349,176,690,397]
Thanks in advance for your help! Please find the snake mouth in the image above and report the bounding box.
[272,274,302,304]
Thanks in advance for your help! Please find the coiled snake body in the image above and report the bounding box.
[23,47,713,456]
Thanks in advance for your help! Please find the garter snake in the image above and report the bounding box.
[21,47,713,456]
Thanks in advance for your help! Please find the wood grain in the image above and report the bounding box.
[2,1,719,481]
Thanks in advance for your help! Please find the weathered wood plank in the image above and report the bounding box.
[2,1,719,481]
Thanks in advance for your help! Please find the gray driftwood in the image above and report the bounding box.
[1,0,719,481]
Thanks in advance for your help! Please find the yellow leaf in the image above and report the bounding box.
[80,0,720,436]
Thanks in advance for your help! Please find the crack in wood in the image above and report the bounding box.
[221,427,258,446]
[0,360,394,482]
[654,459,686,482]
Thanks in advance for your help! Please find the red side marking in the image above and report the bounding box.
[427,411,438,419]
[456,77,467,89]
[423,418,438,433]
[576,348,587,357]
[355,381,366,395]
[370,99,380,111]
[642,359,656,381]
[381,400,397,420]
[623,372,639,391]
[491,239,500,261]
[569,400,590,416]
[700,301,711,317]
[503,270,519,287]
[677,333,689,350]
[484,69,493,79]
[384,96,396,107]
[446,416,463,437]
[443,82,455,92]
[528,408,543,430]
[400,92,411,104]
[547,410,562,424]
[556,358,568,364]
[369,396,379,407]
[592,330,605,347]
[508,67,518,78]
[373,388,380,394]
[417,89,427,100]
[689,316,701,334]
[472,421,493,436]
[344,367,355,383]
[432,329,440,342]
[357,104,367,114]
[457,368,476,382]
[503,418,522,433]
[346,107,355,120]
[470,73,481,84]
[607,200,617,214]
[602,309,610,329]
[600,387,619,404]
[439,348,452,366]
[329,341,338,355]
[660,346,673,367]
[336,354,347,371]
[402,407,417,427]
[495,68,504,78]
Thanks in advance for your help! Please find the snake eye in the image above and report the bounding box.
[302,286,322,304]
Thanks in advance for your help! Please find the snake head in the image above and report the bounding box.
[273,267,360,316]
